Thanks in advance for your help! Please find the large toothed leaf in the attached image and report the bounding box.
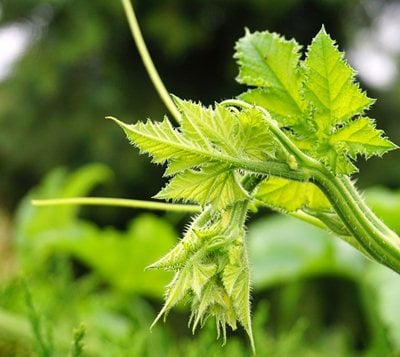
[235,29,304,125]
[235,27,390,175]
[302,27,374,129]
[155,163,248,209]
[255,177,331,211]
[111,101,278,180]
[110,117,207,167]
[330,117,397,158]
[174,98,278,160]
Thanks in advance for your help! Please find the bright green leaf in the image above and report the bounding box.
[255,177,331,211]
[235,29,304,125]
[222,244,254,352]
[240,88,303,126]
[110,117,207,167]
[174,99,239,156]
[155,163,248,209]
[330,117,397,158]
[191,262,217,298]
[302,27,373,129]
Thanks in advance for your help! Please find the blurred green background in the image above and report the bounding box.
[0,0,400,355]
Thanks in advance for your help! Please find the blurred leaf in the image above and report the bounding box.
[15,163,112,237]
[14,164,176,297]
[248,215,366,289]
[365,186,400,234]
[363,263,400,351]
[49,214,176,297]
[363,186,400,351]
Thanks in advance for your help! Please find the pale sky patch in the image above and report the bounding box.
[0,24,31,81]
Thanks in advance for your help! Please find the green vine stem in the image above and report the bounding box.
[32,197,200,213]
[312,168,400,272]
[222,99,400,274]
[339,175,397,238]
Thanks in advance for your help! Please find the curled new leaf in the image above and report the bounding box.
[149,203,255,352]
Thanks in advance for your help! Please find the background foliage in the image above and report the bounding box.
[0,0,400,355]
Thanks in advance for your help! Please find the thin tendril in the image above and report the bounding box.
[120,0,181,123]
[32,197,200,213]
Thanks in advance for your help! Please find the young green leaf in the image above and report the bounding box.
[155,163,248,209]
[255,177,331,212]
[329,117,397,158]
[222,244,254,352]
[302,27,373,128]
[109,117,208,167]
[235,29,304,126]
[235,26,396,174]
[110,101,282,209]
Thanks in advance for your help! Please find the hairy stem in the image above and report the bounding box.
[339,176,397,238]
[311,167,400,273]
[223,99,400,273]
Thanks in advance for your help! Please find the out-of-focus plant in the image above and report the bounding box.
[16,163,178,297]
[2,164,400,355]
[17,0,400,351]
[32,1,400,353]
